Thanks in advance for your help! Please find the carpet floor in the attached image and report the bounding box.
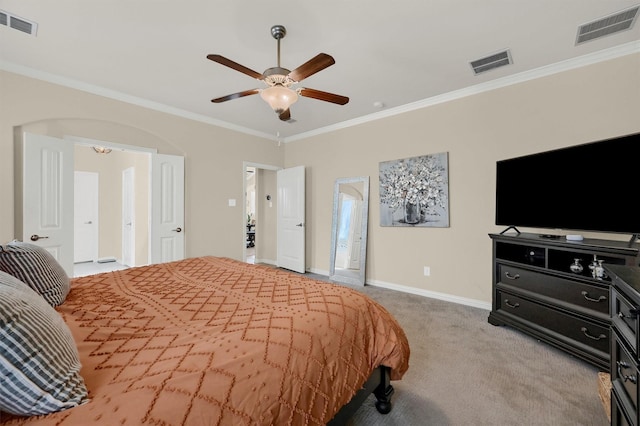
[335,283,610,426]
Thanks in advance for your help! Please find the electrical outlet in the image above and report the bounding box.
[424,266,431,276]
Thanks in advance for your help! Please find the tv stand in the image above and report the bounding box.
[488,232,640,369]
[539,234,561,239]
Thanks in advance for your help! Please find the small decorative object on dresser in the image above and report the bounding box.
[570,258,584,274]
[488,232,640,370]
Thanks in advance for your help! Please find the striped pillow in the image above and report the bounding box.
[0,271,88,416]
[0,241,70,306]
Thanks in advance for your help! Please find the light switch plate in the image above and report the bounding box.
[228,199,236,207]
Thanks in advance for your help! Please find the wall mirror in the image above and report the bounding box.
[329,176,369,286]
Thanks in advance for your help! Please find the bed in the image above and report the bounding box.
[1,255,410,425]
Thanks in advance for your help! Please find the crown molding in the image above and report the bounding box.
[2,40,638,144]
[285,40,640,143]
[0,61,274,140]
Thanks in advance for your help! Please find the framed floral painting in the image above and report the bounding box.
[379,152,449,227]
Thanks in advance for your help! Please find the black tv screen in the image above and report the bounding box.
[495,132,639,236]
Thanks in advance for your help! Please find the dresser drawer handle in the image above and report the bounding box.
[618,309,640,320]
[580,327,606,341]
[617,361,638,384]
[504,299,520,309]
[581,291,606,303]
[504,272,520,280]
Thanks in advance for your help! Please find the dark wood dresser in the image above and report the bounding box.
[607,265,640,426]
[488,233,640,370]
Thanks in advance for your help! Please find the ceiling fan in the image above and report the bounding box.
[207,25,349,122]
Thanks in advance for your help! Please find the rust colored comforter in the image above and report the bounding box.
[1,257,409,425]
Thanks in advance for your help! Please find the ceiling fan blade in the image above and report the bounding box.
[299,88,349,105]
[211,89,260,103]
[288,53,335,82]
[279,109,291,121]
[207,54,264,80]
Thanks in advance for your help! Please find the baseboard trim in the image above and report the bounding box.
[366,278,491,311]
[302,267,491,311]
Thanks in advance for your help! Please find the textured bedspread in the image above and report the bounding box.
[2,257,409,425]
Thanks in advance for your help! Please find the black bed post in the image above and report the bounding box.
[373,366,394,414]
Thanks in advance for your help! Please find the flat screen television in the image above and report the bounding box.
[495,132,639,239]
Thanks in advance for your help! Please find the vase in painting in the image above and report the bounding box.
[404,198,420,224]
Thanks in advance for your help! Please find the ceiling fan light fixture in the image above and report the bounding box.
[260,85,298,114]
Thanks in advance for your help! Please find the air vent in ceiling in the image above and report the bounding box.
[470,49,512,75]
[576,5,639,45]
[0,10,38,36]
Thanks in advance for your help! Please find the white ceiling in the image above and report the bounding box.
[1,1,639,142]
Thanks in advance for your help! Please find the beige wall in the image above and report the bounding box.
[1,53,638,306]
[284,53,640,304]
[0,71,284,262]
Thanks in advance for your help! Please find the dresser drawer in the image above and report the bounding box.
[612,287,640,354]
[613,331,639,413]
[497,264,609,317]
[496,291,610,355]
[612,385,636,426]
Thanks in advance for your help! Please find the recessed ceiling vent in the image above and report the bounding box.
[576,5,639,45]
[470,49,512,75]
[0,10,38,36]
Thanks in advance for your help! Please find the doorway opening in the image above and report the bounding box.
[245,167,256,264]
[71,139,152,277]
[243,162,279,266]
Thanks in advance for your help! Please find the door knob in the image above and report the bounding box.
[296,223,304,227]
[85,221,93,224]
[172,227,182,233]
[30,234,49,241]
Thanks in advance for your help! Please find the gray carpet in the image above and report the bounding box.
[329,282,609,426]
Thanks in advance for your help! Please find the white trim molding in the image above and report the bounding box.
[2,40,638,144]
[365,278,492,311]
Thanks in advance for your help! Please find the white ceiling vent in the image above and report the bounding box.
[0,10,38,36]
[470,50,512,75]
[576,5,639,45]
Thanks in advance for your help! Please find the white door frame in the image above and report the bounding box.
[242,162,280,264]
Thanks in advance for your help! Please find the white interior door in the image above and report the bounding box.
[122,167,135,267]
[22,133,74,276]
[277,166,305,273]
[73,171,98,263]
[151,153,185,264]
